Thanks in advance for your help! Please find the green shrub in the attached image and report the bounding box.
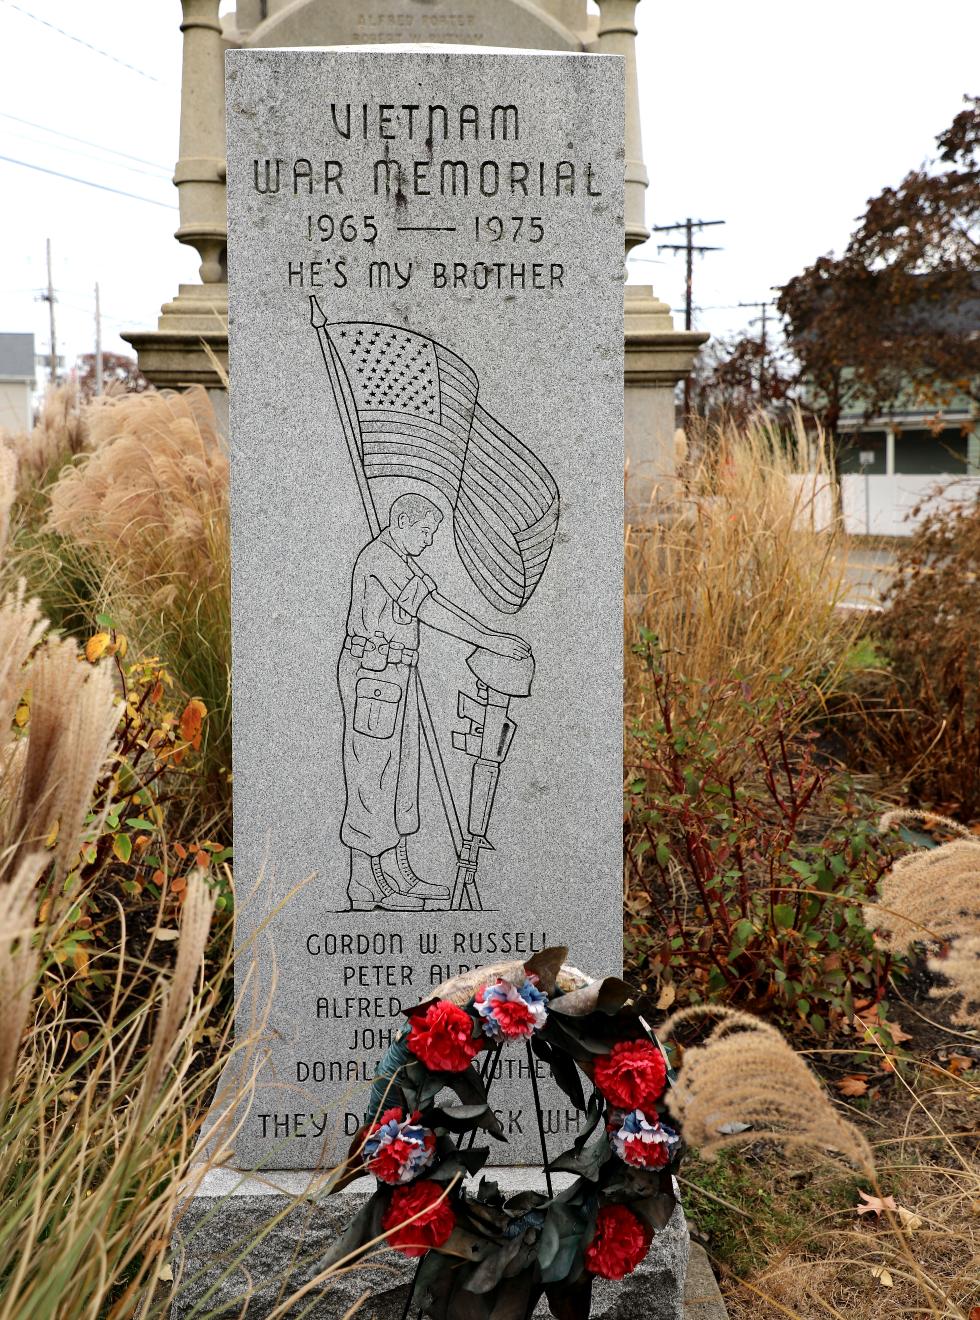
[625,636,903,1036]
[843,492,980,819]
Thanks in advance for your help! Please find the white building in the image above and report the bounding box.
[0,333,36,434]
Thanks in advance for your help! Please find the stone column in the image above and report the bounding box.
[593,0,707,514]
[123,0,230,388]
[593,0,648,252]
[175,0,228,284]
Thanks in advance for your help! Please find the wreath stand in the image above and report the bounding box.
[399,1037,557,1320]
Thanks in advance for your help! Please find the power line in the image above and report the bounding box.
[0,110,170,172]
[1,1,166,83]
[6,126,171,182]
[40,238,58,385]
[738,300,780,396]
[652,217,725,332]
[0,154,177,209]
[654,217,725,418]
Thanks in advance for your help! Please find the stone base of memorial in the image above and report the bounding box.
[168,1169,719,1320]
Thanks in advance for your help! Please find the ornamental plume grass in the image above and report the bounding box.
[0,595,117,890]
[868,810,980,1027]
[0,853,44,1102]
[2,379,89,493]
[142,874,215,1102]
[661,1005,875,1173]
[45,387,226,582]
[42,386,231,823]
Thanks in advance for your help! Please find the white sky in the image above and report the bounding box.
[1,0,977,382]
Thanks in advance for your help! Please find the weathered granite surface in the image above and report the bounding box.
[168,1171,725,1320]
[230,0,587,50]
[225,46,626,1171]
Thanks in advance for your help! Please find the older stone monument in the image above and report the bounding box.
[124,0,706,508]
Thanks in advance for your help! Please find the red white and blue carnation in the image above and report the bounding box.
[608,1109,680,1170]
[474,975,549,1040]
[363,1107,437,1185]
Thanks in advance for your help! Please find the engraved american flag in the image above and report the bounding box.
[320,319,559,615]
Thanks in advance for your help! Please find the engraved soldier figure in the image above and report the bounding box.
[338,492,531,911]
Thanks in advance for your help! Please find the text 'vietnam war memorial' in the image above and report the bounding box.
[226,47,624,1168]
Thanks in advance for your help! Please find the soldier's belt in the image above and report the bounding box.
[345,634,419,667]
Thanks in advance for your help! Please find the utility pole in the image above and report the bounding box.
[94,282,104,396]
[737,299,777,397]
[653,217,724,416]
[653,217,725,331]
[40,238,58,385]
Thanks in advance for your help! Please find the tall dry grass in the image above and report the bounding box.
[2,380,89,496]
[714,1058,980,1320]
[8,387,233,825]
[626,412,861,742]
[0,585,117,892]
[0,868,230,1320]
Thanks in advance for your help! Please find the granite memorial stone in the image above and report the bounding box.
[226,46,625,1171]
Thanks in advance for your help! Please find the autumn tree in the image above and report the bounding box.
[778,95,980,436]
[688,328,800,426]
[76,352,148,401]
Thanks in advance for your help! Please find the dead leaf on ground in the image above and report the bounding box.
[878,1016,913,1044]
[856,1191,898,1217]
[836,1074,870,1097]
[656,982,676,1011]
[944,1054,977,1076]
[871,1265,894,1287]
[896,1206,923,1233]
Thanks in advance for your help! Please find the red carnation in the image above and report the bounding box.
[382,1180,456,1258]
[584,1204,652,1280]
[407,999,482,1072]
[594,1040,666,1111]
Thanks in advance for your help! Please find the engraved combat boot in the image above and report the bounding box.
[346,849,424,911]
[380,837,451,909]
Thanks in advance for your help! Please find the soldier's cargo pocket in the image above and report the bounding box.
[353,677,402,739]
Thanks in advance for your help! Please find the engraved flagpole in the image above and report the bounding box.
[309,296,472,907]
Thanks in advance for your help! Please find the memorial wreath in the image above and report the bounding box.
[328,946,684,1320]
